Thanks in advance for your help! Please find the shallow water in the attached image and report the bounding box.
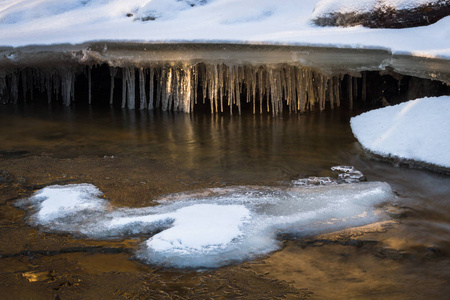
[0,103,449,299]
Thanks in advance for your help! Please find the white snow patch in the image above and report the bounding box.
[19,173,394,268]
[0,0,449,58]
[351,96,450,169]
[30,184,108,224]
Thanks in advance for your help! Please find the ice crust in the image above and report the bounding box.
[351,96,450,169]
[19,169,393,268]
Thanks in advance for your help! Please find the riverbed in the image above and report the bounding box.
[0,102,449,299]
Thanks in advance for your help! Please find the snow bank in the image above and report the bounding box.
[18,168,393,268]
[0,0,449,58]
[351,96,450,169]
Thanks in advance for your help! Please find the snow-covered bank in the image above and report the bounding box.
[351,96,450,170]
[0,0,449,59]
[17,168,393,268]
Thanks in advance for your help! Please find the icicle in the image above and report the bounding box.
[329,78,334,110]
[251,67,256,114]
[258,68,263,114]
[236,66,241,115]
[122,69,127,109]
[266,69,270,113]
[128,67,136,110]
[61,70,74,106]
[109,67,117,105]
[148,68,154,110]
[353,77,358,102]
[348,75,353,110]
[269,69,275,115]
[156,68,162,108]
[335,76,342,107]
[46,73,52,104]
[190,66,195,113]
[285,67,292,112]
[218,64,224,113]
[184,65,192,113]
[88,66,92,105]
[206,64,214,114]
[193,64,198,105]
[21,70,27,101]
[30,69,35,100]
[139,68,146,109]
[228,65,234,115]
[162,67,171,111]
[362,72,367,102]
[61,69,73,106]
[214,64,219,114]
[319,75,328,111]
[0,75,7,104]
[291,67,297,113]
[11,72,19,104]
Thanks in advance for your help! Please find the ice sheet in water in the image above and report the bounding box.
[18,167,394,268]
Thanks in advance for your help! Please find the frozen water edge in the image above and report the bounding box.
[0,43,449,84]
[17,167,394,269]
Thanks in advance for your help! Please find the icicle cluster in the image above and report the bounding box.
[0,63,365,114]
[0,67,83,106]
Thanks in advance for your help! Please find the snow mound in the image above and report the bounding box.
[351,96,450,169]
[18,168,393,268]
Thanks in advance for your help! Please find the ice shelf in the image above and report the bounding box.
[0,44,448,113]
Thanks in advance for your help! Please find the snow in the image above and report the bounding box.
[351,96,450,169]
[30,184,108,224]
[18,169,394,268]
[0,0,449,58]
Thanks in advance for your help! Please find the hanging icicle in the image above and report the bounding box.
[0,63,371,115]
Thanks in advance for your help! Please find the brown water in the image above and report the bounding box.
[0,103,449,299]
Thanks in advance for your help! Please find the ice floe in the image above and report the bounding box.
[17,167,394,268]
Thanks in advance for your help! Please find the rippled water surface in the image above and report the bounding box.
[0,103,449,299]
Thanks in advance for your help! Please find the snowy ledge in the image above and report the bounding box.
[1,43,449,84]
[351,96,450,173]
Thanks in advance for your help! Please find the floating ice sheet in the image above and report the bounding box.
[18,167,393,268]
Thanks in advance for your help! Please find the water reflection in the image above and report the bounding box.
[1,103,449,297]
